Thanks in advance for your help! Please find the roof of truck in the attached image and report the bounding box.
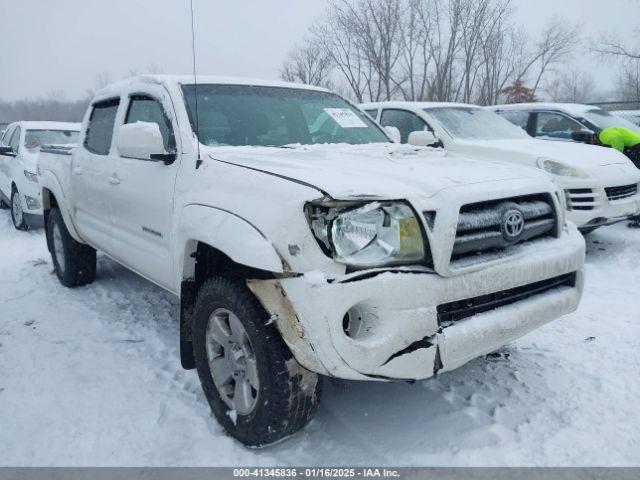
[8,121,80,131]
[95,74,330,98]
[488,103,599,116]
[360,101,479,110]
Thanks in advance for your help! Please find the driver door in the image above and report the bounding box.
[108,85,181,289]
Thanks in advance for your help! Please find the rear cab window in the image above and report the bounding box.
[84,99,120,155]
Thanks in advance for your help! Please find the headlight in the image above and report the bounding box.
[306,200,426,268]
[536,158,585,178]
[24,170,38,182]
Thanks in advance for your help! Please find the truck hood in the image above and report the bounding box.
[453,138,633,173]
[205,143,547,199]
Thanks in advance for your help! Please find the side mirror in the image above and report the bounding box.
[384,126,401,144]
[408,130,438,147]
[117,122,175,164]
[0,145,16,156]
[571,129,595,143]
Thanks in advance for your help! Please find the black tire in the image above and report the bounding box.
[10,187,27,230]
[192,277,322,447]
[47,208,96,287]
[0,196,8,209]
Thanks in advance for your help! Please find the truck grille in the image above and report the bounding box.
[605,184,638,201]
[565,188,597,211]
[437,272,576,326]
[451,194,556,260]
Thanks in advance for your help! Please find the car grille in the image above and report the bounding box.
[605,184,638,201]
[451,194,556,260]
[437,272,577,326]
[565,188,598,211]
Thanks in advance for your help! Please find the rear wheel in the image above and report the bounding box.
[11,188,27,230]
[47,208,96,287]
[0,195,8,209]
[192,277,322,447]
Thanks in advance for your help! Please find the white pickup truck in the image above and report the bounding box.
[38,75,585,446]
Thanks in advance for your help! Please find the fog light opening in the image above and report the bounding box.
[342,307,365,338]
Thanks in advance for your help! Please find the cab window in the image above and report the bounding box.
[364,109,379,120]
[498,110,530,132]
[9,127,21,151]
[84,99,120,155]
[380,109,429,143]
[534,112,583,140]
[125,95,175,152]
[1,126,14,146]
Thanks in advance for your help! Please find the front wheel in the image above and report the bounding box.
[192,277,322,447]
[11,188,27,230]
[47,208,97,287]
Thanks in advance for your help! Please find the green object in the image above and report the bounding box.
[599,126,640,152]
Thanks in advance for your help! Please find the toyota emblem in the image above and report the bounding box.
[502,209,525,241]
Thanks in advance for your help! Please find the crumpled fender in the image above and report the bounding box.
[39,170,83,243]
[175,204,284,284]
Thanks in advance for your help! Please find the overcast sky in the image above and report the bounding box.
[0,0,637,102]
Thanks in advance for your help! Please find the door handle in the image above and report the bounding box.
[73,167,82,175]
[108,175,120,185]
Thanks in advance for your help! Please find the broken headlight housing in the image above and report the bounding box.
[306,200,426,268]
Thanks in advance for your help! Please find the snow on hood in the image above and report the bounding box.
[455,138,632,172]
[205,143,544,199]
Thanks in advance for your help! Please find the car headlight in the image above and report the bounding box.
[306,200,426,268]
[24,170,38,182]
[536,158,585,178]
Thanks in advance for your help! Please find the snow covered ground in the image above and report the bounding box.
[0,208,638,466]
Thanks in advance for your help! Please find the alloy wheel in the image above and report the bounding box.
[205,308,259,415]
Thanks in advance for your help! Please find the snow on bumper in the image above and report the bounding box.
[248,225,585,381]
[568,189,640,228]
[564,179,640,228]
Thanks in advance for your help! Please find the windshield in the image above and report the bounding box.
[580,109,640,133]
[181,84,389,147]
[25,129,79,150]
[425,107,531,140]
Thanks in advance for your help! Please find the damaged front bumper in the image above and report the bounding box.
[248,225,585,381]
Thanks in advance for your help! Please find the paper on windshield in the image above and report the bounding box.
[324,108,368,128]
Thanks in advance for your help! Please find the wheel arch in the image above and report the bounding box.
[176,204,288,369]
[41,177,83,243]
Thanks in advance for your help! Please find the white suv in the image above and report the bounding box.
[362,102,640,233]
[0,121,79,229]
[38,76,585,446]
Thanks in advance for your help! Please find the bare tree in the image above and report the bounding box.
[594,30,640,61]
[616,60,640,101]
[282,0,580,104]
[281,39,333,87]
[545,66,596,103]
[515,18,580,96]
[311,3,370,102]
[595,30,640,102]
